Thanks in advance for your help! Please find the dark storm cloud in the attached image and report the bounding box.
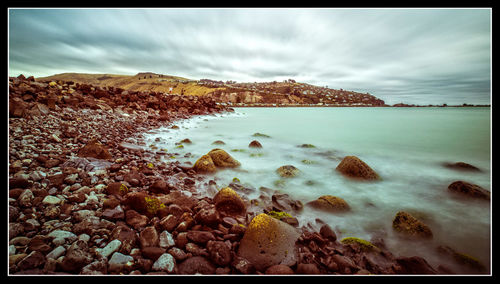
[8,8,490,104]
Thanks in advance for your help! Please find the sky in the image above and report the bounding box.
[8,8,491,105]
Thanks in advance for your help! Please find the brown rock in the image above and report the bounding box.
[186,230,216,245]
[249,140,263,148]
[213,187,246,216]
[296,263,321,274]
[238,213,300,272]
[447,181,490,200]
[395,256,437,274]
[392,211,433,239]
[78,139,112,160]
[307,195,351,213]
[142,247,166,261]
[60,240,93,272]
[206,240,232,266]
[265,264,294,274]
[276,165,300,178]
[149,179,170,194]
[125,210,149,230]
[106,182,129,196]
[139,226,159,249]
[443,162,481,172]
[16,251,46,271]
[178,256,216,275]
[336,156,380,180]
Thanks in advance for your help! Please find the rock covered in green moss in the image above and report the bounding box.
[335,156,379,180]
[193,154,217,173]
[392,211,433,239]
[341,237,380,252]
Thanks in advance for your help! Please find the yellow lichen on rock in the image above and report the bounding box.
[193,154,217,173]
[336,156,380,180]
[307,195,351,213]
[213,187,246,215]
[341,237,380,252]
[207,148,241,168]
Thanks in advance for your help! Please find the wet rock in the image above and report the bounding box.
[149,179,170,194]
[142,247,166,261]
[319,224,337,242]
[447,181,490,200]
[193,154,217,173]
[336,156,380,180]
[178,256,216,275]
[248,140,263,148]
[306,195,351,213]
[392,211,433,239]
[238,213,300,272]
[443,162,481,172]
[276,165,300,178]
[207,148,241,168]
[213,187,246,216]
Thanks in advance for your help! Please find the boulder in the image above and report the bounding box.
[237,213,300,272]
[335,156,380,180]
[392,211,433,239]
[193,154,217,173]
[276,165,300,178]
[78,139,112,160]
[213,187,246,216]
[447,181,490,200]
[306,195,350,213]
[207,148,241,168]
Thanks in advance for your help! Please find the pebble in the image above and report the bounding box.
[46,245,66,259]
[108,252,134,273]
[42,195,62,205]
[152,253,176,272]
[159,230,176,249]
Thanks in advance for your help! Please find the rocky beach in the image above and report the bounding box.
[8,75,489,275]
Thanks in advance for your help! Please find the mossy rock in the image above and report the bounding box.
[213,187,246,216]
[171,125,179,129]
[231,149,247,153]
[208,148,241,168]
[180,138,192,144]
[266,211,293,220]
[276,165,300,178]
[193,154,217,173]
[392,211,433,239]
[250,153,264,158]
[273,179,286,188]
[238,213,300,272]
[298,144,316,148]
[341,237,380,252]
[252,133,271,138]
[301,159,317,165]
[307,195,351,213]
[335,156,380,180]
[447,181,490,200]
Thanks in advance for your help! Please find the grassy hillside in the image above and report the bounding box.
[37,72,226,96]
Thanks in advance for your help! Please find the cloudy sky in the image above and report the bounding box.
[8,8,491,105]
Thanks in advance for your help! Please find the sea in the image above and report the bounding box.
[141,107,491,274]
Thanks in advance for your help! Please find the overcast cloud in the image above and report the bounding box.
[8,8,491,105]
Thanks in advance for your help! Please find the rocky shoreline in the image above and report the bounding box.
[8,75,487,275]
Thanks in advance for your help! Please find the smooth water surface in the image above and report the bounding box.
[142,107,491,274]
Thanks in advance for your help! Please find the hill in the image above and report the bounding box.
[37,72,386,107]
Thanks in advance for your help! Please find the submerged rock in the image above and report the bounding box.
[443,162,481,172]
[447,181,490,200]
[335,156,379,180]
[276,165,300,178]
[392,211,433,239]
[238,213,300,272]
[248,140,263,148]
[307,195,351,213]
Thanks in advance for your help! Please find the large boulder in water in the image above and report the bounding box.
[392,211,433,239]
[207,149,241,168]
[447,181,490,200]
[237,213,300,272]
[335,156,379,180]
[193,154,217,173]
[276,165,300,178]
[306,195,351,213]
